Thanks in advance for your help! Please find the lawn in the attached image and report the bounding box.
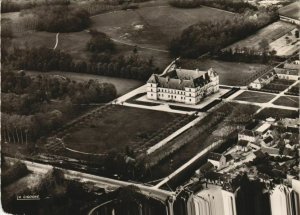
[234,91,276,103]
[63,105,184,154]
[225,21,296,53]
[273,96,299,108]
[179,59,268,85]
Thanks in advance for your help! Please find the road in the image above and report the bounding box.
[53,33,59,50]
[6,157,174,202]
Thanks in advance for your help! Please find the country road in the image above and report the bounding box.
[53,33,59,50]
[6,157,174,202]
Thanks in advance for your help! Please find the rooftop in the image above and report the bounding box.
[208,152,223,161]
[255,123,271,133]
[239,129,258,137]
[279,2,300,21]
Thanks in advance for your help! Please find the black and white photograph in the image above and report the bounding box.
[1,0,299,214]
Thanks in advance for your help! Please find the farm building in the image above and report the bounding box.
[274,60,300,80]
[146,60,219,105]
[249,70,277,89]
[279,2,300,26]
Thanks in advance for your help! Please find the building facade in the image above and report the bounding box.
[146,60,219,105]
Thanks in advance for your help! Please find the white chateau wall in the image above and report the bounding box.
[292,179,300,215]
[191,187,236,215]
[270,185,293,215]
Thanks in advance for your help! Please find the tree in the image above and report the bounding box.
[258,39,270,53]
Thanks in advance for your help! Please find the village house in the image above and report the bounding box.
[274,60,300,80]
[249,70,277,89]
[238,129,259,143]
[236,140,249,152]
[146,60,219,105]
[207,152,226,170]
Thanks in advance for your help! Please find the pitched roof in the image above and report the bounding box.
[199,162,214,173]
[237,140,249,147]
[208,152,223,161]
[147,63,218,90]
[263,136,274,144]
[225,154,233,162]
[239,129,258,137]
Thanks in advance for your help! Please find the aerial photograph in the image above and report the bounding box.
[1,0,299,214]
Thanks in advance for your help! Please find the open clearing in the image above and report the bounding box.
[279,2,300,20]
[225,21,296,54]
[273,96,299,108]
[63,105,183,154]
[179,59,268,85]
[234,91,276,103]
[10,5,234,68]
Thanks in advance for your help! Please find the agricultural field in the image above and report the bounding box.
[234,91,276,103]
[279,2,300,20]
[255,107,299,120]
[225,21,296,54]
[262,79,295,93]
[273,96,299,108]
[62,105,189,154]
[179,59,268,85]
[269,28,299,56]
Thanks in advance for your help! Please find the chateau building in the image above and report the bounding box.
[146,60,219,105]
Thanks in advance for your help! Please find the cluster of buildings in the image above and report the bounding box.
[236,117,299,156]
[249,60,300,90]
[146,59,219,105]
[182,115,300,215]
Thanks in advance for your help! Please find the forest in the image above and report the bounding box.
[169,9,279,58]
[5,47,158,81]
[1,69,117,144]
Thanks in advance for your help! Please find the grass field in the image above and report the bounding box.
[179,59,268,85]
[234,91,276,103]
[63,105,182,154]
[9,5,234,68]
[273,96,299,108]
[225,21,296,53]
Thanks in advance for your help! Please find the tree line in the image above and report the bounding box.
[197,0,257,13]
[7,47,159,81]
[169,9,279,58]
[1,0,70,13]
[1,69,117,144]
[168,0,202,8]
[28,5,90,32]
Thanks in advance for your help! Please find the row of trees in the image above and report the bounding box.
[168,0,202,8]
[1,69,117,143]
[169,9,279,58]
[8,47,158,81]
[197,0,257,13]
[1,0,70,13]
